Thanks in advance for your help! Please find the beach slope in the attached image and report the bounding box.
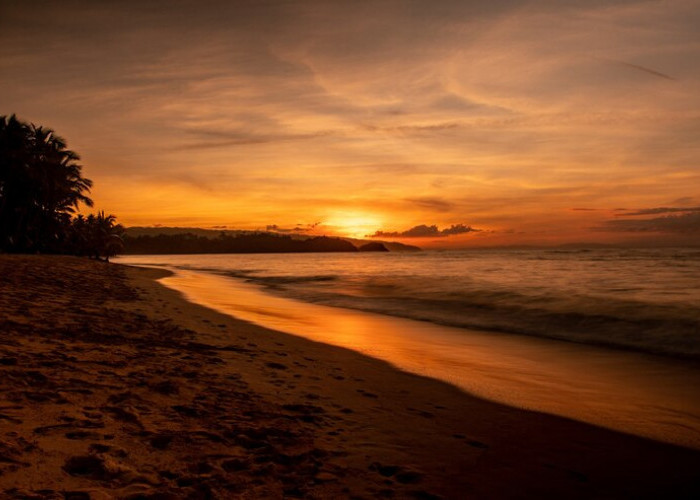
[1,255,699,499]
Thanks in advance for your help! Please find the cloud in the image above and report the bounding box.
[442,224,479,236]
[266,224,297,233]
[266,222,320,234]
[603,58,676,81]
[596,206,700,234]
[597,212,700,233]
[360,121,464,136]
[671,197,695,206]
[177,129,336,150]
[368,223,478,238]
[404,197,455,212]
[617,206,700,216]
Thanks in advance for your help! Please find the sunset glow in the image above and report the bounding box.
[2,0,699,247]
[324,212,385,239]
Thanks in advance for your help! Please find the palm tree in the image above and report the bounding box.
[82,211,124,261]
[0,114,32,250]
[0,115,94,252]
[68,214,89,255]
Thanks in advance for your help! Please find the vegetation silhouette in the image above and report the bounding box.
[69,212,125,261]
[0,115,122,259]
[124,232,360,254]
[125,226,422,252]
[358,242,389,252]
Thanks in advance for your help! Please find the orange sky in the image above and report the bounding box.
[1,0,699,247]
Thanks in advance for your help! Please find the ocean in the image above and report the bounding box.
[118,248,700,359]
[116,248,700,447]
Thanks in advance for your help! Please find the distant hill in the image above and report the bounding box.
[342,236,420,252]
[124,227,421,253]
[358,242,389,252]
[125,226,250,238]
[123,232,359,254]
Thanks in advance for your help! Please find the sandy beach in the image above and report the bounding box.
[1,255,700,499]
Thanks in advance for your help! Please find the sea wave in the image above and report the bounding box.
[275,289,699,359]
[242,274,338,285]
[226,273,700,360]
[123,249,700,360]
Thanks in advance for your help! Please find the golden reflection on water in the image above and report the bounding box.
[162,269,700,449]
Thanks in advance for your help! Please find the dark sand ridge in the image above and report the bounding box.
[1,255,699,499]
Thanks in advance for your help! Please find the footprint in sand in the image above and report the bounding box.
[89,443,111,453]
[266,362,288,370]
[356,389,378,399]
[102,406,141,427]
[466,439,488,449]
[0,440,30,471]
[33,423,74,435]
[62,455,115,480]
[150,379,179,395]
[57,491,91,500]
[221,458,249,472]
[171,404,203,418]
[0,413,22,425]
[370,463,424,485]
[65,431,101,440]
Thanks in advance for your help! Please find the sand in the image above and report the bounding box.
[0,255,699,499]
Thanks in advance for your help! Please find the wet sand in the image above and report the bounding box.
[1,255,700,499]
[151,266,700,450]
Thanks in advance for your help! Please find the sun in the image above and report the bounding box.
[324,211,383,239]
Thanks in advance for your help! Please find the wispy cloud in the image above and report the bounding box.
[266,222,320,234]
[597,205,700,234]
[176,130,336,150]
[597,212,700,233]
[404,197,455,212]
[368,224,479,238]
[617,207,700,216]
[602,58,676,81]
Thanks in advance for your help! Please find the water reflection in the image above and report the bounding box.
[162,268,700,449]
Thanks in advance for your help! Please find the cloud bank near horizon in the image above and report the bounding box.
[368,224,479,239]
[598,207,700,233]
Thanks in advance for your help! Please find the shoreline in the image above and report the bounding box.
[1,255,700,498]
[115,248,700,362]
[144,263,700,450]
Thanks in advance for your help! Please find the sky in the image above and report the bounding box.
[2,0,699,247]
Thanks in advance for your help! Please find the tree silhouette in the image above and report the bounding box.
[83,211,124,261]
[1,114,120,258]
[1,114,94,252]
